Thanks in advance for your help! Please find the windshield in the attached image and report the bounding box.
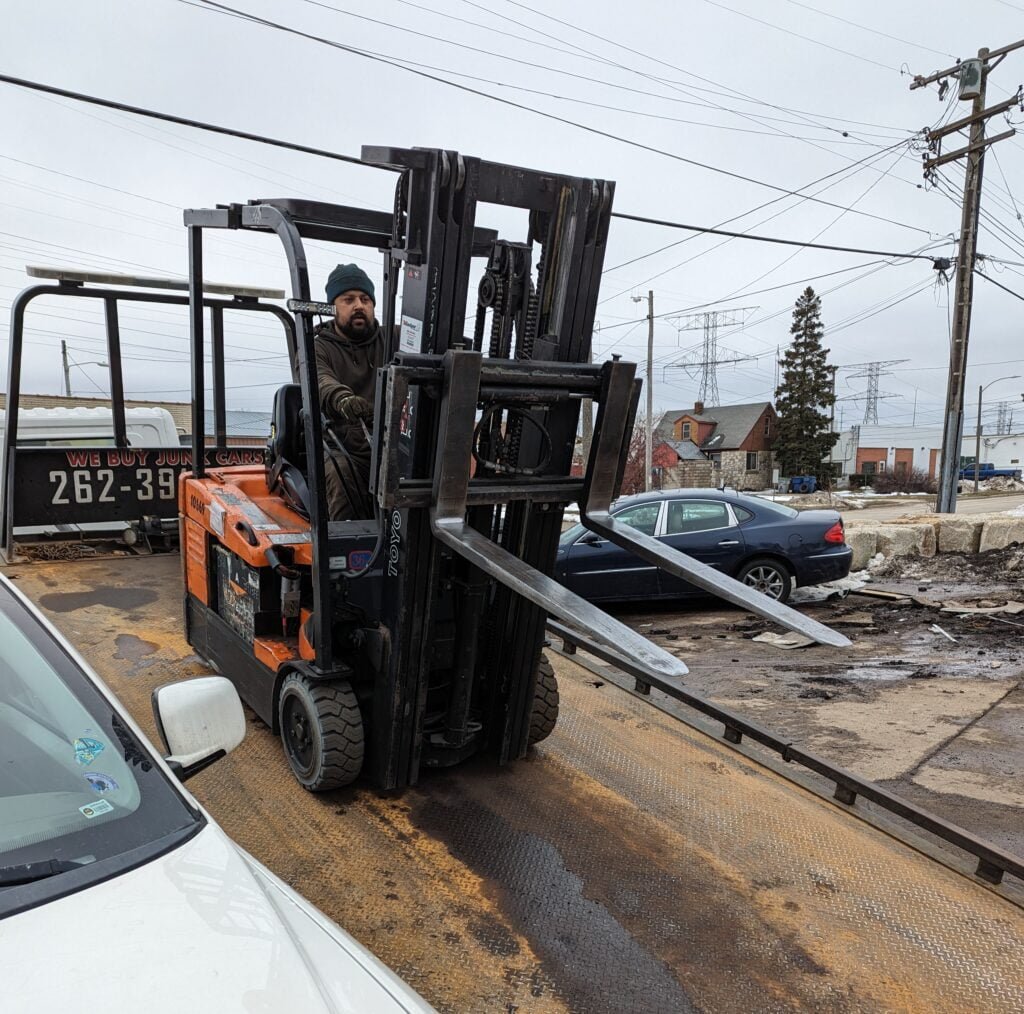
[0,583,199,910]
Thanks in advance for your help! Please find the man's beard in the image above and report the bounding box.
[339,313,374,340]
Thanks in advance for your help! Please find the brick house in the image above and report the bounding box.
[651,401,778,490]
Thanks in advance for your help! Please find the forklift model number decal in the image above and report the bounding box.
[387,510,402,576]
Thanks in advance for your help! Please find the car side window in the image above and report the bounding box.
[665,500,731,535]
[733,505,754,523]
[613,502,661,536]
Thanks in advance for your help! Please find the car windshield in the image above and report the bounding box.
[0,583,198,903]
[749,497,799,519]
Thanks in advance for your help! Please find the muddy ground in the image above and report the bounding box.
[591,547,1024,861]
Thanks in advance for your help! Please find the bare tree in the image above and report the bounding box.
[619,415,647,496]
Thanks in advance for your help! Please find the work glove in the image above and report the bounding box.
[331,393,374,424]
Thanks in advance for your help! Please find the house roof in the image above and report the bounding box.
[654,402,773,451]
[661,439,707,461]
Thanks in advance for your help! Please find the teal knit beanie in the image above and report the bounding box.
[326,263,375,305]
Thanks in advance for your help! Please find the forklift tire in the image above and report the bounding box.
[529,655,560,746]
[278,673,364,791]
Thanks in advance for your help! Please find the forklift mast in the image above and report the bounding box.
[183,146,845,790]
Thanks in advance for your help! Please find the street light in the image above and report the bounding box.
[61,339,108,397]
[974,376,1022,493]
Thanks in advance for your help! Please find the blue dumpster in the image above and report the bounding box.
[788,475,818,494]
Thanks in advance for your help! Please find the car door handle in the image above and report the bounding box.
[717,539,740,546]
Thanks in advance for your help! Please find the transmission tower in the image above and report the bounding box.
[665,306,757,406]
[996,400,1009,434]
[839,360,910,425]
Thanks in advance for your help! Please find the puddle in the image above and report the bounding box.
[38,587,159,613]
[841,666,915,682]
[113,634,159,662]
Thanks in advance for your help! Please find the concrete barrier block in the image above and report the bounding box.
[979,518,1024,553]
[936,517,984,554]
[875,523,937,559]
[846,527,878,570]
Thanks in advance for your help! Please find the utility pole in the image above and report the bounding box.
[630,291,655,490]
[912,39,1024,512]
[827,365,838,481]
[61,340,72,397]
[646,290,654,491]
[975,384,985,494]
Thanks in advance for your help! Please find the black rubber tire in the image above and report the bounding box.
[736,557,793,604]
[278,673,364,791]
[529,654,560,746]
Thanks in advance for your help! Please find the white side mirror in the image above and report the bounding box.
[152,677,246,780]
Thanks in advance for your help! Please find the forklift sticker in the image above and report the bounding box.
[84,772,119,795]
[400,315,422,353]
[79,799,114,819]
[73,737,105,766]
[209,500,225,537]
[387,510,402,576]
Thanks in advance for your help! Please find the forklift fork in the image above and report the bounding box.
[426,351,850,667]
[428,350,688,682]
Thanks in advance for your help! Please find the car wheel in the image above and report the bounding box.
[278,673,364,791]
[529,654,560,746]
[736,557,793,603]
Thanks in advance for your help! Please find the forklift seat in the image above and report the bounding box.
[266,383,311,519]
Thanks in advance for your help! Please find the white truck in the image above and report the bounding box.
[0,405,183,544]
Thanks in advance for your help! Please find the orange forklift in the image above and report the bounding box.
[178,146,845,792]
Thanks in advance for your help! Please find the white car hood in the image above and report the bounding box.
[0,823,430,1014]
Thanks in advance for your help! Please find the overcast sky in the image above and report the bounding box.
[1,0,1023,434]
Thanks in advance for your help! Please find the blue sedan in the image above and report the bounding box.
[554,488,852,604]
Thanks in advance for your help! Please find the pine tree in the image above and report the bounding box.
[773,287,837,479]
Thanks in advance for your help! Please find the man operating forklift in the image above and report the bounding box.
[315,263,384,520]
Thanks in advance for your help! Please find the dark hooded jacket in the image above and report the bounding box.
[314,319,385,452]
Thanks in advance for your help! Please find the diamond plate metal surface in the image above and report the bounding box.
[8,556,1024,1013]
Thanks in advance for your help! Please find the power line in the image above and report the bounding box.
[186,2,931,228]
[594,259,896,333]
[0,72,395,171]
[976,269,1024,302]
[604,138,927,278]
[488,0,913,139]
[699,0,897,72]
[780,0,955,59]
[609,213,943,261]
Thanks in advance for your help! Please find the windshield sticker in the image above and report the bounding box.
[79,799,114,819]
[73,737,105,766]
[84,772,119,795]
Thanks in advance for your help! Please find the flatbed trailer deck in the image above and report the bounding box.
[7,554,1024,1012]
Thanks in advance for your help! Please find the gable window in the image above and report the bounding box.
[745,451,758,470]
[681,422,691,440]
[764,415,771,436]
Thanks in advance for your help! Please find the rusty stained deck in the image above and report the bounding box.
[6,554,1024,1014]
